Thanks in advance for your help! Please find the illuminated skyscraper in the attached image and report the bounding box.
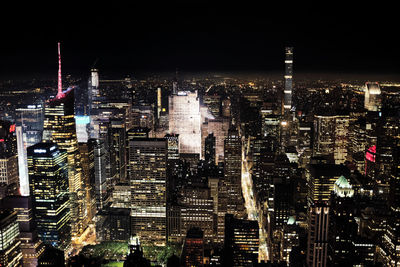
[313,115,336,159]
[0,153,18,191]
[157,87,162,119]
[307,163,349,203]
[364,82,381,112]
[15,104,44,196]
[307,203,329,267]
[88,68,100,116]
[169,91,202,156]
[165,134,179,161]
[129,138,167,246]
[179,186,215,244]
[201,118,230,164]
[42,89,87,241]
[0,209,22,267]
[27,143,70,250]
[284,47,294,112]
[89,139,108,211]
[223,128,244,217]
[0,196,46,266]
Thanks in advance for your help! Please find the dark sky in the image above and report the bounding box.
[1,2,399,79]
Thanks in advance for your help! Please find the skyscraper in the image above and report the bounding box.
[169,90,202,156]
[224,214,259,267]
[0,196,46,266]
[15,104,44,196]
[204,133,216,164]
[0,209,22,267]
[42,88,87,241]
[181,227,204,267]
[307,203,329,267]
[0,154,18,191]
[129,138,167,246]
[27,143,70,250]
[284,47,294,112]
[223,127,244,217]
[89,138,108,211]
[364,82,381,112]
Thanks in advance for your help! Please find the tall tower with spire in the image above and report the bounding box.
[42,43,89,245]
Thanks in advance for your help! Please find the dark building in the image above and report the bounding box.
[205,133,216,164]
[181,227,204,267]
[307,202,329,267]
[37,245,65,266]
[224,214,259,267]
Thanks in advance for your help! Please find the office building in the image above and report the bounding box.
[364,82,381,112]
[0,196,45,266]
[223,128,244,217]
[0,153,19,191]
[307,203,329,267]
[27,143,70,250]
[181,227,204,267]
[224,214,259,267]
[15,104,44,196]
[169,90,202,156]
[42,88,87,240]
[129,138,167,246]
[0,209,22,267]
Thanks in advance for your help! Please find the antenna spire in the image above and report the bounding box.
[56,42,64,99]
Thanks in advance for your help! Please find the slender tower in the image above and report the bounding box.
[284,47,293,112]
[56,42,64,99]
[157,87,162,119]
[172,68,178,94]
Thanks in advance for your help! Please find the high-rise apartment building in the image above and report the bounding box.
[284,47,294,112]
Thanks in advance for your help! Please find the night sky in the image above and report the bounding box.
[1,2,398,79]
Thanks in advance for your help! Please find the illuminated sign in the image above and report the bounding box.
[34,149,47,153]
[9,124,16,133]
[75,116,90,125]
[366,145,376,162]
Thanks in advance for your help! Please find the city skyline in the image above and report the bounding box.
[1,3,400,267]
